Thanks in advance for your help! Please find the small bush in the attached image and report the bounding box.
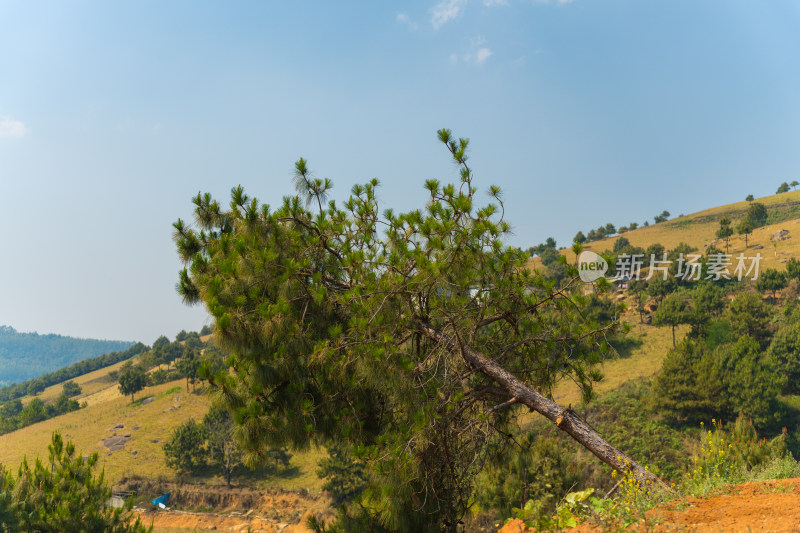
[683,414,788,496]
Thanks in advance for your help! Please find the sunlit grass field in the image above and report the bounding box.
[530,189,800,272]
[553,321,690,407]
[20,356,137,407]
[2,375,326,491]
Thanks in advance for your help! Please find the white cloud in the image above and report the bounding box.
[475,47,493,65]
[431,0,467,29]
[0,116,29,139]
[396,12,419,30]
[452,36,493,66]
[483,0,508,6]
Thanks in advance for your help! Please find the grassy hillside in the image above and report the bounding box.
[0,325,133,385]
[531,189,800,271]
[553,320,690,407]
[3,192,800,531]
[0,360,326,493]
[20,356,133,406]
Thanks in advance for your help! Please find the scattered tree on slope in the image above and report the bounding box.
[117,362,146,403]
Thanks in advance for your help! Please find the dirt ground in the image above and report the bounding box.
[137,508,319,532]
[121,478,332,532]
[499,477,800,533]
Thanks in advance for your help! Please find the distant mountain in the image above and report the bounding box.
[0,326,134,385]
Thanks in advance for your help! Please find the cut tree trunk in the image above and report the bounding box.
[417,320,668,489]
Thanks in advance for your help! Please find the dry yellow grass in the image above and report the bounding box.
[20,357,139,407]
[0,379,209,483]
[552,321,689,407]
[3,373,326,492]
[530,189,800,273]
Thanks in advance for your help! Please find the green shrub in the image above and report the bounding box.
[477,435,583,519]
[683,414,788,496]
[586,381,687,483]
[654,336,783,429]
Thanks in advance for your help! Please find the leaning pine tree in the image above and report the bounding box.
[173,129,665,532]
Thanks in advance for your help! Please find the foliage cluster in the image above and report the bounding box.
[0,326,134,386]
[0,395,81,435]
[163,406,280,487]
[0,432,150,532]
[0,341,148,402]
[174,130,629,532]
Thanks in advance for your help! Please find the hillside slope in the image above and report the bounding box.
[531,189,800,271]
[0,366,325,492]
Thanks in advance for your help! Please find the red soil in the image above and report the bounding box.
[500,477,800,533]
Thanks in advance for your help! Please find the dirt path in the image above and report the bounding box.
[500,477,800,533]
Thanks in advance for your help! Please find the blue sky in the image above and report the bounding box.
[1,0,799,343]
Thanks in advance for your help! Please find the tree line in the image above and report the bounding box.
[115,332,226,403]
[0,325,134,386]
[0,342,149,402]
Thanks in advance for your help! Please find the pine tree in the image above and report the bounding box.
[174,129,664,531]
[653,293,692,347]
[757,268,787,302]
[10,432,150,532]
[266,448,292,472]
[203,406,242,488]
[117,362,146,403]
[62,380,82,398]
[175,346,200,392]
[716,217,734,254]
[163,419,207,474]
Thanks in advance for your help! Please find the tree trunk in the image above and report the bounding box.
[672,325,676,347]
[417,321,667,488]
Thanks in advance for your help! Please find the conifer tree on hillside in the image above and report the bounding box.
[744,202,768,228]
[736,219,753,247]
[716,217,734,254]
[653,293,693,347]
[175,346,200,392]
[203,405,242,488]
[173,129,665,531]
[2,432,150,532]
[117,361,146,403]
